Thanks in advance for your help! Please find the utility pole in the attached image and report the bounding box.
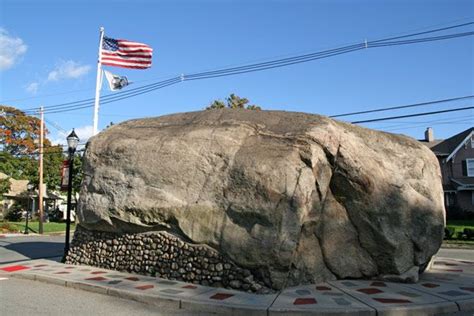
[38,106,44,234]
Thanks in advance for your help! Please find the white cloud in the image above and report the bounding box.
[52,125,94,146]
[26,82,39,94]
[0,28,27,70]
[47,60,91,82]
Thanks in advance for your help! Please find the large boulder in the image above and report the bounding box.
[77,109,444,289]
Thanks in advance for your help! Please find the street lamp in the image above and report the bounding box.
[24,183,34,235]
[63,129,79,262]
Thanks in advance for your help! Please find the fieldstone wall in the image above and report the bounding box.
[66,225,273,294]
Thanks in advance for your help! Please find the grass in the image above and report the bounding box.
[444,219,474,248]
[446,219,474,235]
[1,221,76,234]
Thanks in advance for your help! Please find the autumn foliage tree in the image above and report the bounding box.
[0,105,65,190]
[0,105,47,155]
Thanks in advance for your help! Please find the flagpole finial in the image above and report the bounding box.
[100,26,104,32]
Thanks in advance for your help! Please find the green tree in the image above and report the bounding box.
[72,153,83,196]
[43,145,65,191]
[0,152,36,182]
[205,94,261,110]
[0,177,11,199]
[206,100,226,110]
[227,94,248,109]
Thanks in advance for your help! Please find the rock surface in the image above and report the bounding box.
[77,109,445,290]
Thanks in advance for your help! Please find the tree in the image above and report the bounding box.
[206,100,226,110]
[0,152,37,182]
[227,94,249,109]
[72,153,83,196]
[0,177,11,199]
[0,105,49,155]
[206,94,261,110]
[0,105,67,191]
[43,145,65,191]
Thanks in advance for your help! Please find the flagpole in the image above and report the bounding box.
[93,26,105,136]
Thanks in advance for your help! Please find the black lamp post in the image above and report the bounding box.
[24,183,34,235]
[62,129,79,262]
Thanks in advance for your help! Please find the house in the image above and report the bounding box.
[0,172,66,220]
[420,127,474,213]
[1,172,30,217]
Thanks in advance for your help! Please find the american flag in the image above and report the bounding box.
[101,36,153,69]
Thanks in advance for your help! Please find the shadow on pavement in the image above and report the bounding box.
[2,241,64,264]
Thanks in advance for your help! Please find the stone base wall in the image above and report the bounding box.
[66,225,272,294]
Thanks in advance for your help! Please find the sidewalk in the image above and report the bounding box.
[1,257,473,315]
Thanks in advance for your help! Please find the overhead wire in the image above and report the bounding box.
[350,106,474,124]
[16,21,473,117]
[330,95,474,118]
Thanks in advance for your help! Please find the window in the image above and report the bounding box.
[468,159,474,177]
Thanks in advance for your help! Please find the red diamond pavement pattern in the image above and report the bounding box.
[293,297,318,305]
[210,293,234,300]
[135,284,154,290]
[85,276,108,281]
[293,298,317,305]
[357,288,384,295]
[373,298,412,304]
[0,265,30,272]
[422,283,440,288]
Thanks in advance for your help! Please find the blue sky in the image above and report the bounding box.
[0,0,473,146]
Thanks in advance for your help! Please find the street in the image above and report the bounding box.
[0,277,200,316]
[0,235,66,264]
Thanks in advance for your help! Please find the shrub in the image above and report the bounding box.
[5,203,23,222]
[444,227,455,239]
[464,228,474,239]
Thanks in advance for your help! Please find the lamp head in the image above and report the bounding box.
[67,129,79,153]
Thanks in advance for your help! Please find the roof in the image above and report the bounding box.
[419,139,447,155]
[431,127,474,160]
[0,172,63,200]
[0,172,29,197]
[452,178,474,186]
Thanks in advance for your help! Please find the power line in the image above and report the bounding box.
[330,95,474,118]
[19,21,473,116]
[351,106,474,124]
[2,18,471,105]
[370,21,474,43]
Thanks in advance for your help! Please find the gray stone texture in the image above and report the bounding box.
[75,109,445,290]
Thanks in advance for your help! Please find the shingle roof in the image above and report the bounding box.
[430,127,474,157]
[0,172,29,197]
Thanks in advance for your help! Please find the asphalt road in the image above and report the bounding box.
[0,235,66,264]
[0,277,202,316]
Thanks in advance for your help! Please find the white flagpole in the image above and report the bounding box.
[93,26,105,135]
